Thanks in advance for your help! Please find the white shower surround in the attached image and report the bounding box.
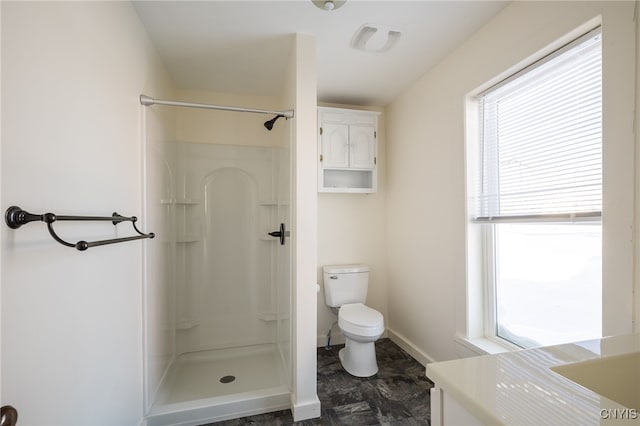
[143,33,319,424]
[144,140,292,425]
[172,142,290,354]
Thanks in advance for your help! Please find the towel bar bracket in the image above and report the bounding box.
[5,206,41,229]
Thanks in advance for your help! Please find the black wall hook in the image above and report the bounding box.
[5,206,155,251]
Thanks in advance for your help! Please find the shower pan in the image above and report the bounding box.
[141,96,293,425]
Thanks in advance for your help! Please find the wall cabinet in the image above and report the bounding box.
[318,107,380,193]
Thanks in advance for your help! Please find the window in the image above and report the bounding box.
[472,28,602,349]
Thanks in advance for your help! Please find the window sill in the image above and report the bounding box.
[453,333,516,357]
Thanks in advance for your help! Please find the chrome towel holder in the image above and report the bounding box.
[5,206,155,251]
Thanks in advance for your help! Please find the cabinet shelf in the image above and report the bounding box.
[322,169,374,192]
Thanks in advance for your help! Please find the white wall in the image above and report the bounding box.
[316,104,388,347]
[386,1,636,363]
[1,2,174,424]
[636,2,640,334]
[285,33,321,422]
[174,88,285,147]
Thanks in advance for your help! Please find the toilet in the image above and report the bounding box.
[323,264,384,377]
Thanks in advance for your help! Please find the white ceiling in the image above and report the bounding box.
[133,1,508,106]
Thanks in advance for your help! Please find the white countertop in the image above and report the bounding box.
[426,333,640,425]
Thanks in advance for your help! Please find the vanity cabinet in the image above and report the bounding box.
[430,385,483,426]
[318,107,380,193]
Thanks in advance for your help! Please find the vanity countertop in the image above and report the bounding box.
[426,333,640,425]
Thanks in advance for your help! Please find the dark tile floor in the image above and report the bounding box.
[208,338,434,425]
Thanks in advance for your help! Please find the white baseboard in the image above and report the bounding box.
[291,394,321,422]
[316,327,432,369]
[386,328,436,366]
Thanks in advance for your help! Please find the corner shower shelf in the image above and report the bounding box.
[258,201,290,206]
[160,198,201,205]
[178,199,200,205]
[259,312,289,322]
[176,319,200,330]
[259,312,277,322]
[176,235,200,243]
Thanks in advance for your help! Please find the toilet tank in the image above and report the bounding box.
[323,264,370,307]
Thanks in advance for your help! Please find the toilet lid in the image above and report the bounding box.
[339,303,384,331]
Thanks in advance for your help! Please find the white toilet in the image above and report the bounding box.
[323,264,384,377]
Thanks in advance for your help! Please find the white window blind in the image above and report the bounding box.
[475,28,602,221]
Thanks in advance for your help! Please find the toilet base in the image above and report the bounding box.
[338,339,378,377]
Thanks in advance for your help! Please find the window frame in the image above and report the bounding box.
[471,27,603,350]
[482,223,502,346]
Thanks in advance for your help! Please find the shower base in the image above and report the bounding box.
[147,344,290,426]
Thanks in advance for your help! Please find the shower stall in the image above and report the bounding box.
[141,95,294,425]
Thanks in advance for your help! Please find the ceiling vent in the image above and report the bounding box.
[351,24,401,53]
[312,1,346,11]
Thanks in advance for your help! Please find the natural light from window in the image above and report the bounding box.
[471,27,602,349]
[494,223,602,348]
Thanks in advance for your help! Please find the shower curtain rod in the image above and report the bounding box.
[140,94,294,119]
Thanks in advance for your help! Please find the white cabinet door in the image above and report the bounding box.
[349,124,376,169]
[321,123,349,168]
[431,385,484,426]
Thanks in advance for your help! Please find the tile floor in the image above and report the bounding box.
[207,338,434,425]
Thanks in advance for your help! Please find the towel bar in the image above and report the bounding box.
[5,206,155,251]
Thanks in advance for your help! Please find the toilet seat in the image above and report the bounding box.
[339,303,384,337]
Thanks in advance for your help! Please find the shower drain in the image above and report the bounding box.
[219,375,235,384]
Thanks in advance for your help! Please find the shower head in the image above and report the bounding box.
[264,114,285,131]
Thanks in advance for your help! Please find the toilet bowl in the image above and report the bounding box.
[323,264,384,377]
[338,302,384,377]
